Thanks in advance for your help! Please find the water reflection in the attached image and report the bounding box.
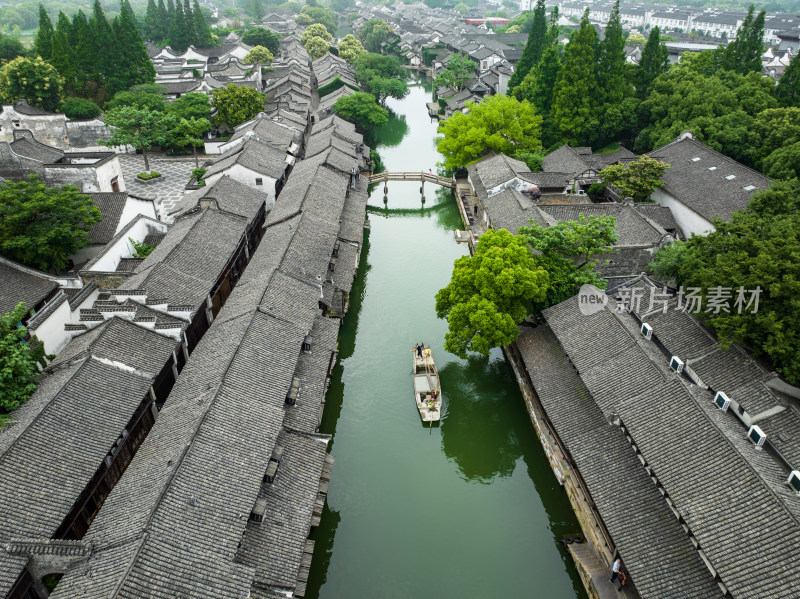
[369,110,408,148]
[439,354,528,483]
[304,504,341,597]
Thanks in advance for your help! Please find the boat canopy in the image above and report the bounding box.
[414,374,433,394]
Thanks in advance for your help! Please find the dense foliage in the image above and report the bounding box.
[649,180,800,384]
[434,53,475,92]
[0,176,101,271]
[436,94,542,170]
[333,92,388,128]
[241,28,281,55]
[60,96,102,119]
[100,105,177,172]
[354,52,408,103]
[338,34,364,63]
[1,303,51,419]
[435,229,548,358]
[244,45,274,64]
[142,0,214,50]
[598,155,670,202]
[507,0,546,93]
[0,55,65,112]
[210,83,266,129]
[358,18,394,53]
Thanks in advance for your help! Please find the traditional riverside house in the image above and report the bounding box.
[647,131,771,236]
[208,114,304,156]
[0,130,124,192]
[200,138,293,200]
[514,275,800,599]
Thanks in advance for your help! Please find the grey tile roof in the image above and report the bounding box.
[0,358,154,581]
[543,285,800,599]
[517,325,722,599]
[9,135,64,163]
[540,204,666,247]
[87,192,128,244]
[231,116,303,149]
[124,208,249,308]
[542,144,593,175]
[0,258,58,315]
[12,99,53,116]
[482,188,552,234]
[204,138,289,181]
[648,135,771,224]
[473,152,528,190]
[632,203,681,234]
[171,173,268,220]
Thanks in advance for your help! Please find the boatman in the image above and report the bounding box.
[415,343,423,359]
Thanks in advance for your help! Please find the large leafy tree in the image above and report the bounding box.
[296,5,336,35]
[637,59,777,163]
[520,214,618,311]
[244,45,274,64]
[106,89,167,112]
[333,92,388,128]
[210,83,266,130]
[167,91,211,120]
[354,52,408,103]
[0,56,65,112]
[599,155,670,202]
[635,26,669,100]
[304,36,329,60]
[752,107,800,178]
[301,23,332,46]
[101,106,177,172]
[435,53,476,91]
[775,52,800,108]
[551,9,599,144]
[0,34,26,62]
[1,303,52,418]
[34,4,54,60]
[0,176,101,271]
[338,34,364,63]
[650,180,800,384]
[507,0,547,93]
[435,229,548,358]
[241,28,280,54]
[436,94,542,169]
[168,116,210,167]
[358,18,393,53]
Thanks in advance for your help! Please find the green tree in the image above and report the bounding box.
[34,4,53,60]
[435,229,548,358]
[0,176,101,271]
[627,33,646,45]
[333,92,388,128]
[0,34,25,62]
[718,5,765,75]
[101,105,177,172]
[167,91,210,120]
[169,0,191,52]
[338,34,364,63]
[652,180,800,383]
[296,5,336,35]
[354,52,407,103]
[598,155,669,202]
[514,43,560,113]
[61,97,102,119]
[301,23,332,45]
[0,56,65,112]
[241,27,280,54]
[157,0,170,41]
[507,0,546,93]
[454,3,468,15]
[211,83,266,129]
[436,94,542,170]
[192,0,213,47]
[106,89,166,112]
[435,53,475,91]
[183,0,196,43]
[114,0,156,93]
[551,9,599,144]
[1,303,52,418]
[598,1,629,104]
[245,0,266,21]
[637,63,777,163]
[635,26,669,99]
[520,214,618,310]
[144,0,160,40]
[358,18,393,52]
[304,35,329,59]
[775,52,800,108]
[49,30,75,89]
[244,45,273,63]
[168,116,210,167]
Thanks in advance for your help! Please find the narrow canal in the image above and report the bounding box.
[306,78,586,599]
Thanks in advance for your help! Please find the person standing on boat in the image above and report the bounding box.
[416,343,423,359]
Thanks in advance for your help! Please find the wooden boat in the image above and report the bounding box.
[412,344,442,423]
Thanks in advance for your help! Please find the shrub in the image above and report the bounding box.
[587,182,606,196]
[191,167,207,185]
[129,237,156,258]
[61,97,102,120]
[137,171,162,180]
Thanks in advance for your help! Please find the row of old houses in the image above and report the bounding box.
[462,118,799,596]
[0,33,370,599]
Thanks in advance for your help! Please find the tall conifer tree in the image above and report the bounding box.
[720,6,765,75]
[192,0,213,48]
[169,1,190,52]
[776,52,800,107]
[598,1,630,104]
[71,10,95,89]
[50,31,75,91]
[34,4,54,60]
[507,0,547,93]
[157,0,170,42]
[183,0,196,45]
[551,9,598,144]
[90,0,123,93]
[144,0,159,41]
[116,0,156,91]
[635,27,669,99]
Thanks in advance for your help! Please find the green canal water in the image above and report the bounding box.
[305,79,585,599]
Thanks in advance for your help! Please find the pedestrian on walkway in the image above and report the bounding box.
[610,558,622,589]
